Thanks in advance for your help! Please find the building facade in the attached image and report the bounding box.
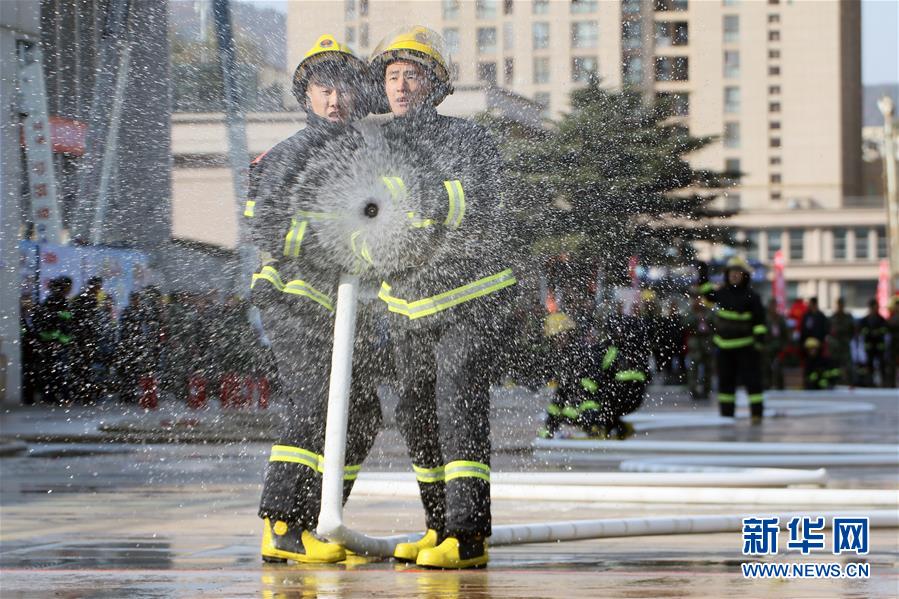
[287,0,885,310]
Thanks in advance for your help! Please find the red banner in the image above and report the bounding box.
[772,249,786,314]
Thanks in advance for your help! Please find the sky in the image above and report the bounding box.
[239,0,897,85]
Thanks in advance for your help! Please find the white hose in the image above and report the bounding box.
[533,439,898,454]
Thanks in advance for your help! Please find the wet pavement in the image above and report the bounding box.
[1,386,897,597]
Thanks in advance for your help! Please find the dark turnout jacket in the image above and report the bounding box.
[698,275,767,351]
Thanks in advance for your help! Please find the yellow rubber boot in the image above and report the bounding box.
[416,536,488,569]
[393,529,439,562]
[260,518,346,563]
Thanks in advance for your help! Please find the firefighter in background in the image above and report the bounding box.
[369,26,516,569]
[829,297,856,385]
[684,297,713,400]
[885,296,899,388]
[858,298,888,387]
[763,298,790,390]
[252,36,376,565]
[537,312,595,439]
[802,337,840,390]
[34,276,74,403]
[695,257,767,421]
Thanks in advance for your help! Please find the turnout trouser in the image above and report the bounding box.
[716,345,764,417]
[391,322,493,538]
[258,301,385,529]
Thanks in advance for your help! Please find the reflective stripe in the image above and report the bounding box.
[378,269,517,320]
[716,309,752,321]
[809,372,819,381]
[443,180,465,230]
[251,266,334,311]
[718,393,736,403]
[713,335,754,349]
[602,346,618,370]
[406,211,436,228]
[444,460,490,483]
[546,404,562,416]
[243,200,256,217]
[268,445,361,479]
[296,210,339,220]
[412,464,445,483]
[752,324,768,335]
[58,310,73,320]
[350,230,374,265]
[748,393,764,404]
[580,377,598,393]
[381,176,407,201]
[615,370,646,383]
[578,400,600,412]
[58,334,72,344]
[698,281,715,294]
[283,219,307,258]
[562,406,579,419]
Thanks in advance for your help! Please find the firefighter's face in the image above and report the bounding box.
[306,79,354,123]
[727,269,744,286]
[385,60,432,116]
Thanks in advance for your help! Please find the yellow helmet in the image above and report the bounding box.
[370,25,454,106]
[726,255,753,275]
[803,337,821,350]
[292,34,366,104]
[544,312,576,338]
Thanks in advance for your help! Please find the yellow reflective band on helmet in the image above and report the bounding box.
[283,219,308,258]
[561,406,579,419]
[381,176,407,201]
[716,309,752,321]
[444,460,490,483]
[546,403,562,416]
[602,346,619,370]
[350,230,374,265]
[244,200,256,217]
[713,335,754,349]
[753,324,768,335]
[406,211,436,228]
[580,377,598,393]
[268,445,361,479]
[615,370,646,383]
[251,265,334,311]
[378,269,517,320]
[443,180,466,230]
[412,464,445,483]
[718,393,736,403]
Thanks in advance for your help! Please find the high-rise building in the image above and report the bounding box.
[287,0,881,309]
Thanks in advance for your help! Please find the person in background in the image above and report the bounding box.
[799,297,830,357]
[857,298,888,387]
[70,276,105,403]
[885,296,899,388]
[684,297,713,400]
[802,337,840,391]
[33,276,74,404]
[763,298,789,390]
[828,297,856,385]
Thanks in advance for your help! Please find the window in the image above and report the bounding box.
[345,26,356,44]
[724,51,740,78]
[770,137,781,148]
[360,23,369,47]
[769,101,781,112]
[854,228,869,259]
[623,56,643,85]
[725,158,741,174]
[657,92,689,116]
[770,156,782,165]
[622,20,642,49]
[768,49,780,59]
[769,84,781,94]
[345,0,355,19]
[533,0,549,14]
[504,58,514,84]
[476,0,497,18]
[769,0,780,4]
[572,21,599,48]
[656,21,688,46]
[768,30,781,42]
[789,229,803,261]
[572,56,599,82]
[786,281,799,302]
[443,0,460,19]
[724,86,740,113]
[877,227,888,258]
[360,0,368,16]
[769,121,781,130]
[504,0,514,14]
[622,0,641,14]
[477,27,497,53]
[723,15,739,42]
[654,56,689,81]
[770,191,782,201]
[533,22,550,49]
[833,228,847,260]
[443,28,460,56]
[746,229,759,261]
[535,92,550,116]
[655,0,688,11]
[503,22,514,50]
[770,173,781,183]
[534,57,550,83]
[723,0,739,5]
[768,65,781,76]
[724,122,740,148]
[767,229,782,261]
[768,13,780,23]
[478,62,497,84]
[571,0,598,13]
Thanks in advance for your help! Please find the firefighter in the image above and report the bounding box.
[857,298,888,387]
[537,312,595,439]
[684,297,713,400]
[253,35,377,565]
[369,26,516,569]
[70,276,105,403]
[593,319,651,440]
[695,257,766,421]
[763,298,790,390]
[33,276,74,403]
[829,297,856,385]
[802,337,840,390]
